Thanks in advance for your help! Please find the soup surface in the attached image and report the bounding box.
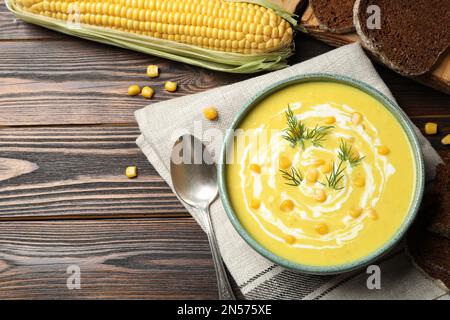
[226,81,416,267]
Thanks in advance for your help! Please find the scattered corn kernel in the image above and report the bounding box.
[315,222,329,235]
[141,86,154,99]
[424,122,438,135]
[324,116,336,124]
[165,81,177,92]
[351,112,363,125]
[284,235,296,245]
[348,207,363,219]
[286,213,296,226]
[353,176,366,187]
[350,148,361,160]
[442,134,450,145]
[279,155,292,169]
[125,166,138,179]
[203,107,218,121]
[146,65,159,78]
[367,208,378,220]
[310,158,325,166]
[306,167,319,183]
[250,164,261,174]
[280,199,294,212]
[250,199,261,209]
[377,145,390,155]
[319,163,333,174]
[313,189,327,203]
[127,84,141,96]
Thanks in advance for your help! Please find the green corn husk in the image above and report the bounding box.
[5,0,297,73]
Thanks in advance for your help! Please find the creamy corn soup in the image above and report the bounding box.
[226,81,416,267]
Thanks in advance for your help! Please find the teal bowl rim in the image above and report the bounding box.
[217,73,425,275]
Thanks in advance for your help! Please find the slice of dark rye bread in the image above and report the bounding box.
[354,0,450,76]
[310,0,356,34]
[407,159,450,291]
[428,161,450,238]
[407,230,450,291]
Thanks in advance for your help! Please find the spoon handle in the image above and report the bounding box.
[200,205,236,300]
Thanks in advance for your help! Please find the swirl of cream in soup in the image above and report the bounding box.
[239,102,395,250]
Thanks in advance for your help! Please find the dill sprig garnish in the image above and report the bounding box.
[280,167,303,186]
[282,106,333,149]
[337,138,365,167]
[321,160,346,190]
[282,106,306,148]
[304,125,335,148]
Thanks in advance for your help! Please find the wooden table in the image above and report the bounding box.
[0,2,449,299]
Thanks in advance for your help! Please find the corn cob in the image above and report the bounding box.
[6,0,296,72]
[15,0,293,54]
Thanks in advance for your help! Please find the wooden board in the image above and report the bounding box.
[268,0,305,13]
[300,4,450,94]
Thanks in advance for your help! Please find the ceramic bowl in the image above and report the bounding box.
[217,73,425,274]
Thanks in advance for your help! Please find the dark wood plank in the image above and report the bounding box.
[0,125,189,219]
[0,2,64,40]
[0,217,220,299]
[0,123,448,220]
[0,35,448,126]
[0,39,247,126]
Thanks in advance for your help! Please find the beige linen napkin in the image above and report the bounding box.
[135,43,447,299]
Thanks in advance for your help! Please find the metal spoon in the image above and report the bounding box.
[170,134,235,300]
